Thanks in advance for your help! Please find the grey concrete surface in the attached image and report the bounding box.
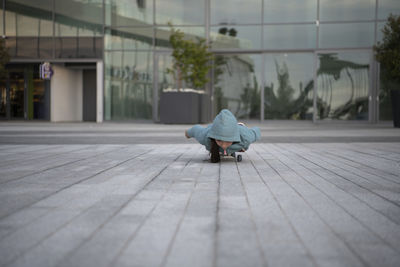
[0,120,399,144]
[0,121,399,267]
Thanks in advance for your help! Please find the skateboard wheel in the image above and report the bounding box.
[237,155,242,162]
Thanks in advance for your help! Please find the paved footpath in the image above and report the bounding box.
[0,122,399,267]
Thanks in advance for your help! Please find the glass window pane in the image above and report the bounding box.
[5,10,15,36]
[319,23,374,48]
[155,27,205,49]
[6,0,52,36]
[264,0,317,23]
[155,0,204,25]
[107,0,153,26]
[264,53,314,120]
[376,22,386,44]
[213,54,262,119]
[211,0,261,25]
[320,0,375,21]
[55,0,103,58]
[4,1,53,58]
[55,0,103,36]
[210,26,261,49]
[104,51,153,120]
[0,5,3,36]
[105,27,153,50]
[317,52,370,120]
[264,24,316,49]
[378,0,400,20]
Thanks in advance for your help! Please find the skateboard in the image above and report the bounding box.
[220,151,243,162]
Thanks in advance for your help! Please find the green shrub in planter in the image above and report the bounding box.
[160,25,214,123]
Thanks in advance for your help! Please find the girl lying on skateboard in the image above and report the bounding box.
[185,109,261,163]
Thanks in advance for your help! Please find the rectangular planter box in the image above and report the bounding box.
[160,91,202,124]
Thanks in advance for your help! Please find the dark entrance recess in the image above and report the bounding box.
[83,69,97,122]
[0,64,50,120]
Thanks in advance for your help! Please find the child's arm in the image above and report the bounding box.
[185,125,210,146]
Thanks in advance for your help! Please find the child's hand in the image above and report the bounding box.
[185,130,190,139]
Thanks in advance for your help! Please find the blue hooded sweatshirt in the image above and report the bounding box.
[186,109,261,154]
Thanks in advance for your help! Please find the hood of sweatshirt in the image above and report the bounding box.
[207,109,240,142]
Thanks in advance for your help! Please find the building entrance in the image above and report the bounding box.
[0,64,50,120]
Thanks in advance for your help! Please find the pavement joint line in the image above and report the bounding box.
[0,147,159,242]
[314,146,400,185]
[303,145,400,186]
[0,144,64,155]
[108,147,195,267]
[270,143,400,255]
[325,149,400,178]
[212,162,221,267]
[0,148,152,222]
[284,144,400,210]
[294,143,400,187]
[3,147,182,267]
[58,145,195,266]
[0,145,128,186]
[276,144,400,227]
[321,143,400,171]
[334,144,400,162]
[0,145,95,169]
[55,146,194,267]
[159,148,206,267]
[249,149,319,267]
[263,145,374,267]
[235,160,269,267]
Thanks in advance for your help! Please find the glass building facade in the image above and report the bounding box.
[1,0,399,122]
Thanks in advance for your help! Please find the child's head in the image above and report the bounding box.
[208,109,239,163]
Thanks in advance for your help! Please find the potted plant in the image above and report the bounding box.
[374,14,400,127]
[159,25,214,124]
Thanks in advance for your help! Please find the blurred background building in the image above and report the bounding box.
[0,0,399,122]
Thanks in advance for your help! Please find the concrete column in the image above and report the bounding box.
[96,61,104,123]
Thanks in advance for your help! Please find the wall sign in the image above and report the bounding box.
[40,62,53,80]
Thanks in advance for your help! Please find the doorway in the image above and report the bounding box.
[0,64,49,120]
[83,69,97,122]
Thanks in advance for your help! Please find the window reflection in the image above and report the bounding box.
[264,24,316,49]
[155,0,204,25]
[155,27,205,49]
[5,0,52,36]
[264,0,317,23]
[317,52,370,120]
[210,26,261,49]
[264,53,314,120]
[104,51,153,120]
[5,1,53,58]
[55,0,103,58]
[211,0,261,25]
[319,23,374,48]
[378,0,400,20]
[0,6,3,35]
[320,0,375,21]
[107,0,153,26]
[213,54,262,119]
[105,27,153,50]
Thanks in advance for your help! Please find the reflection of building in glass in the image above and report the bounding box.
[317,53,370,120]
[1,0,399,122]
